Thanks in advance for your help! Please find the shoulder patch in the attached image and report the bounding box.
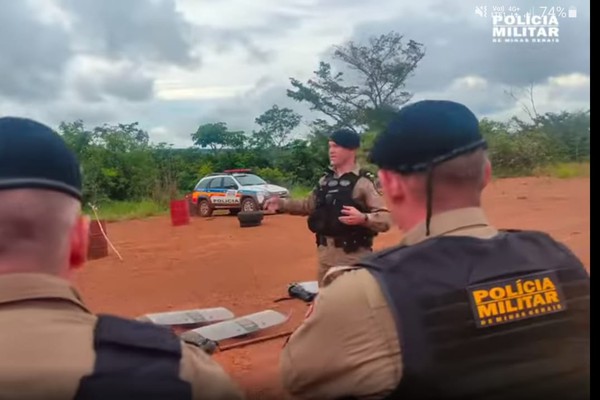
[467,270,567,329]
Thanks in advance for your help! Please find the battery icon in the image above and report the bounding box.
[568,6,577,18]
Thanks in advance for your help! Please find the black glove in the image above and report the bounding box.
[288,283,317,302]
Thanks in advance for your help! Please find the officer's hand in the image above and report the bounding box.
[338,206,368,225]
[263,196,280,212]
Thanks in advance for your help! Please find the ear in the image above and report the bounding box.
[69,214,90,269]
[482,158,492,188]
[378,169,405,201]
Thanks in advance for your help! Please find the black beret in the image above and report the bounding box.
[369,100,487,173]
[329,129,360,150]
[0,117,82,201]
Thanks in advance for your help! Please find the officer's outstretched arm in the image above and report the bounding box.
[280,268,400,399]
[278,189,317,216]
[179,343,246,399]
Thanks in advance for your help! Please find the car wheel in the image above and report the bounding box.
[241,197,258,212]
[198,199,213,217]
[237,211,263,227]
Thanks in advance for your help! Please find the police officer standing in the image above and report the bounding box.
[264,128,391,286]
[0,117,245,400]
[279,100,590,399]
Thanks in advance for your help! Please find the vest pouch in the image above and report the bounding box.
[307,208,328,233]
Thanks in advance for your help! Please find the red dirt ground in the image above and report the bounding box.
[73,177,590,399]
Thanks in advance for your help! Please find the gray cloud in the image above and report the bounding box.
[59,0,198,67]
[196,27,275,64]
[0,1,71,101]
[74,64,154,103]
[190,10,307,64]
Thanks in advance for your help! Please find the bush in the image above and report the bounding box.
[534,162,590,179]
[254,167,293,186]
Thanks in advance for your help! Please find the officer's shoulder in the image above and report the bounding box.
[322,264,381,287]
[358,168,377,182]
[356,243,411,265]
[357,168,382,193]
[322,266,361,286]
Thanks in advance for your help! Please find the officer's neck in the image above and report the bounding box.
[332,162,356,177]
[0,254,63,276]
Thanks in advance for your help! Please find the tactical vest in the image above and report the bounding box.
[356,230,590,400]
[74,314,192,400]
[307,169,376,251]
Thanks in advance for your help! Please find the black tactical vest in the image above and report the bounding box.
[356,230,590,400]
[307,169,375,247]
[74,314,192,400]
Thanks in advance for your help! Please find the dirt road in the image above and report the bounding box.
[73,177,590,399]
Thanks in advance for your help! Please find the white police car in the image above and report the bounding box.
[190,169,290,217]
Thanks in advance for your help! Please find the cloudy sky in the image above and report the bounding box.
[0,0,590,147]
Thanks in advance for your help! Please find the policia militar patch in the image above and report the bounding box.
[467,271,567,328]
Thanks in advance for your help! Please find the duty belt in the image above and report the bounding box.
[316,234,373,252]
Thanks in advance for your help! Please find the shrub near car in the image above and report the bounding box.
[190,169,290,217]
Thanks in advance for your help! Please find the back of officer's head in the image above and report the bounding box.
[369,100,492,229]
[0,117,89,276]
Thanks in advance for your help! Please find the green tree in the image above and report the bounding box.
[253,105,302,148]
[191,122,247,153]
[535,110,590,161]
[287,31,425,133]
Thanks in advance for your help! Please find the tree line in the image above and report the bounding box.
[54,31,589,206]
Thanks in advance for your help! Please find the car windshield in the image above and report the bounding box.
[235,174,267,186]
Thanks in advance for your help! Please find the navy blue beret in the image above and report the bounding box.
[369,100,487,173]
[0,117,82,201]
[330,128,360,150]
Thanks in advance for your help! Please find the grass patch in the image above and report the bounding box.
[533,162,590,179]
[84,199,168,221]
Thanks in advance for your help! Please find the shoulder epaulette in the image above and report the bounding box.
[359,168,377,181]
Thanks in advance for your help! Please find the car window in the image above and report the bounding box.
[195,178,210,190]
[208,177,223,188]
[235,174,267,186]
[222,177,238,189]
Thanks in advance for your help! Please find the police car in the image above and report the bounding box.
[190,169,290,217]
